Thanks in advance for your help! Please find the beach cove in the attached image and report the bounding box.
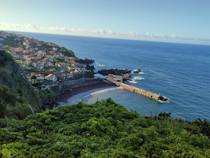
[21,32,210,121]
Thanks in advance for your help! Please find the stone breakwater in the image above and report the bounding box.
[106,75,169,103]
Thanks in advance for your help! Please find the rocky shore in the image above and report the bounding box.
[97,68,132,81]
[98,68,131,76]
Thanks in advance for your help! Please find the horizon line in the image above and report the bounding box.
[1,27,210,47]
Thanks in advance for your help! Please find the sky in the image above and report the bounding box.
[0,0,210,44]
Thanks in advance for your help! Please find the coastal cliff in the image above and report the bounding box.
[0,31,95,107]
[0,31,210,158]
[0,50,41,118]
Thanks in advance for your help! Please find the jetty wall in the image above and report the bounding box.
[106,76,161,101]
[118,82,160,100]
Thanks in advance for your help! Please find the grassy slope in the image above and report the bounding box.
[0,99,210,158]
[0,50,41,114]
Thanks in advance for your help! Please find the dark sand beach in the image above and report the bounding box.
[56,79,115,103]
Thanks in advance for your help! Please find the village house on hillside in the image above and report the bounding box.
[0,32,91,91]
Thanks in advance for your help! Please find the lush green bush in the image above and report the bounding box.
[0,99,210,158]
[0,50,14,66]
[60,47,75,57]
[0,85,32,119]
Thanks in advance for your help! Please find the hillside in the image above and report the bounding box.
[0,50,41,118]
[0,31,95,106]
[0,99,210,158]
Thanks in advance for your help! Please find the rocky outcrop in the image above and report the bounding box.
[98,68,131,76]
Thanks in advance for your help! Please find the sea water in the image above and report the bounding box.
[21,32,210,120]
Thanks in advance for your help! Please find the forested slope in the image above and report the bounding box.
[0,99,210,158]
[0,50,41,118]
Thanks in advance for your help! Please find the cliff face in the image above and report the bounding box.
[0,50,41,117]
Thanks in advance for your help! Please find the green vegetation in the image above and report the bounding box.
[77,58,95,77]
[85,64,95,78]
[39,84,62,107]
[60,47,75,57]
[0,85,32,119]
[0,99,210,158]
[1,34,210,157]
[0,50,41,112]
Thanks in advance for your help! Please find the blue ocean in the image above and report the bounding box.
[21,32,210,120]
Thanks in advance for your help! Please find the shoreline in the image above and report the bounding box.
[56,79,115,104]
[58,86,122,105]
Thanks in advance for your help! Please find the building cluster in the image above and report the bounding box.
[0,32,87,90]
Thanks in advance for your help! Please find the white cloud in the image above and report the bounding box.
[0,23,209,44]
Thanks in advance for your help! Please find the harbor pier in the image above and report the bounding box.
[105,74,169,103]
